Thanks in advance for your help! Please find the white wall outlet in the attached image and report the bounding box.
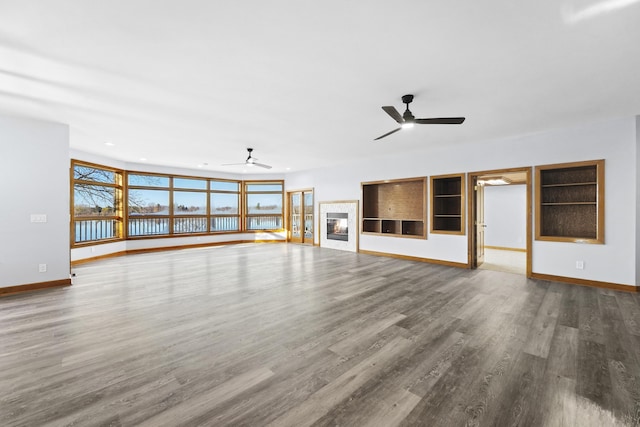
[576,260,584,270]
[30,214,47,223]
[38,263,47,272]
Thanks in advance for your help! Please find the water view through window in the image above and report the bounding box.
[72,161,283,244]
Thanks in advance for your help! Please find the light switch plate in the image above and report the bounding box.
[31,214,47,223]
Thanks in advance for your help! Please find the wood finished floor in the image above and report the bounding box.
[1,244,640,426]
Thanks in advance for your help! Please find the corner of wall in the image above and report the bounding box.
[636,116,640,286]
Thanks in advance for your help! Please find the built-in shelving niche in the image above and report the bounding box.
[361,177,426,239]
[431,173,465,235]
[535,159,604,243]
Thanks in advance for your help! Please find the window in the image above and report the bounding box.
[245,181,284,230]
[127,174,172,236]
[174,177,207,190]
[173,178,208,234]
[210,180,240,232]
[71,160,283,246]
[72,161,123,244]
[127,174,210,236]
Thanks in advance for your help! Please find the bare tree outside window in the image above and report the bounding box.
[72,162,124,243]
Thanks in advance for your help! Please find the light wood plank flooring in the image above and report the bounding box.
[478,248,527,275]
[1,244,639,426]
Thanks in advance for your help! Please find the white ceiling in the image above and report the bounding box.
[1,1,639,174]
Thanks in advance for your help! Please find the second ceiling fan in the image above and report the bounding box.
[375,94,465,141]
[222,148,272,169]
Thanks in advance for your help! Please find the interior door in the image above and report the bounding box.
[289,192,302,243]
[475,181,485,266]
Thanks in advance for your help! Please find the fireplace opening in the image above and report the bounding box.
[327,212,348,241]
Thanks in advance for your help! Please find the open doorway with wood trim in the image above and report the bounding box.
[287,189,314,244]
[468,168,532,276]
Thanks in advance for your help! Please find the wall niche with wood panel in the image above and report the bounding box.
[535,159,604,243]
[431,173,465,235]
[361,177,426,238]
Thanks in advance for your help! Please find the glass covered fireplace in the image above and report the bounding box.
[327,212,348,241]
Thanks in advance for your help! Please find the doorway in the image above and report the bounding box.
[468,168,532,276]
[287,189,314,244]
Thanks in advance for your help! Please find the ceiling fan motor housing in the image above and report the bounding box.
[401,94,414,104]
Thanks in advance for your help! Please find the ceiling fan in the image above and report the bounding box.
[222,148,272,169]
[374,94,465,140]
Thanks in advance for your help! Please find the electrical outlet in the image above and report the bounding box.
[38,263,47,272]
[576,261,584,270]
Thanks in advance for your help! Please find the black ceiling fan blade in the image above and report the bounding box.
[381,106,404,124]
[415,117,466,125]
[374,127,402,141]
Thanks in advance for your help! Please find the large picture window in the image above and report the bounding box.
[71,160,282,246]
[245,181,284,230]
[72,161,123,244]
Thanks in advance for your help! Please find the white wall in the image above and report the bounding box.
[0,115,70,288]
[286,117,638,286]
[484,185,526,249]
